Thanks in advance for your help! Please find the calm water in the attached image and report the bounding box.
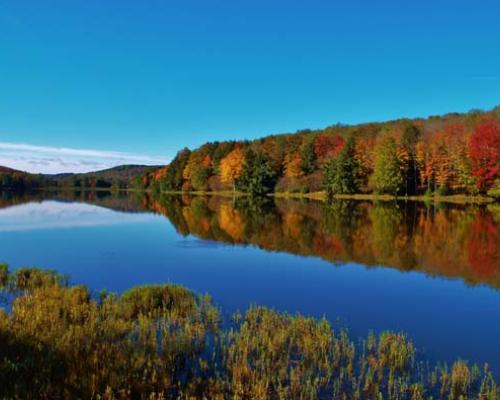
[1,192,499,374]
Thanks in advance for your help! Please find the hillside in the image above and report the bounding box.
[146,106,500,197]
[0,166,23,174]
[50,165,159,181]
[0,166,46,191]
[0,164,161,191]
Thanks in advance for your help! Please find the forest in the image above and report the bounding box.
[0,266,498,399]
[143,107,500,198]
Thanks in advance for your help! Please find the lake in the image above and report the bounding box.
[0,191,499,375]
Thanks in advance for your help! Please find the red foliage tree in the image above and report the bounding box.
[313,134,345,165]
[469,122,500,191]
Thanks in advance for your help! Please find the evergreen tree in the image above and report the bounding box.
[372,137,404,195]
[323,137,359,198]
[300,141,316,175]
[237,150,276,196]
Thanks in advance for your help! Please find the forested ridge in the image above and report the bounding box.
[0,165,158,192]
[2,107,499,198]
[144,106,500,198]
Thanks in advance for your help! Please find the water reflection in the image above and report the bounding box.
[145,194,500,290]
[1,191,499,289]
[0,201,157,232]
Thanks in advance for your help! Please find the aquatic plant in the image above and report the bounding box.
[0,267,498,399]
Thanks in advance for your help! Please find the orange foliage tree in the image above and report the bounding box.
[354,137,376,190]
[219,148,246,191]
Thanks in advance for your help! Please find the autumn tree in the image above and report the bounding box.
[433,132,453,193]
[212,142,235,174]
[259,137,286,176]
[469,122,500,192]
[219,147,246,192]
[283,152,303,178]
[314,134,345,166]
[445,125,476,193]
[372,136,404,195]
[354,136,375,191]
[415,141,430,192]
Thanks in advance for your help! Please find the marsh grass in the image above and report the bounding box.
[0,267,497,399]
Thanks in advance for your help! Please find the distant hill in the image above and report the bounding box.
[0,164,162,191]
[0,166,25,174]
[0,165,45,191]
[50,164,161,182]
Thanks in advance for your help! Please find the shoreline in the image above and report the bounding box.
[3,187,496,204]
[160,190,495,204]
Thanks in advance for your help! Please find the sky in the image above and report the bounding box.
[1,0,500,173]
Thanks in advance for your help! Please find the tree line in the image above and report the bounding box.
[143,107,500,197]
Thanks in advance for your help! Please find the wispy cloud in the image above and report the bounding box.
[0,142,169,174]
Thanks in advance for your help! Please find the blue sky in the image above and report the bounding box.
[1,0,499,173]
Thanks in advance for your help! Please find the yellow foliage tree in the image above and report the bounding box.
[283,152,303,178]
[219,148,245,191]
[183,152,203,181]
[415,141,429,190]
[354,137,375,184]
